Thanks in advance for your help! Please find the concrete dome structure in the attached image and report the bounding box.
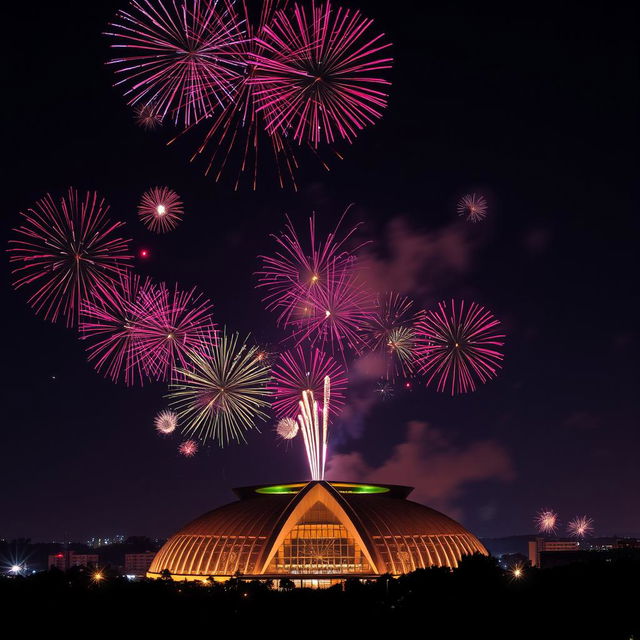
[148,480,487,585]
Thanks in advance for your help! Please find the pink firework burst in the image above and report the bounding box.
[106,0,247,127]
[415,300,504,395]
[8,189,132,327]
[134,102,163,130]
[179,439,198,457]
[289,264,374,358]
[535,509,559,534]
[268,346,347,419]
[134,282,216,381]
[250,1,393,147]
[79,271,151,386]
[138,187,184,233]
[183,0,301,190]
[257,211,363,328]
[361,292,419,379]
[457,193,488,222]
[567,516,594,538]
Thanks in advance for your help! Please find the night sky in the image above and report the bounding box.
[3,1,637,542]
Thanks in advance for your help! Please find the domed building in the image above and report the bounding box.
[148,480,488,587]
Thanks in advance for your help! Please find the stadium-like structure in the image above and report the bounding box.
[148,480,488,587]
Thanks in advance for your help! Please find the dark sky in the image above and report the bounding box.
[3,1,637,542]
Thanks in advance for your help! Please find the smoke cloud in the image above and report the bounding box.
[327,421,515,519]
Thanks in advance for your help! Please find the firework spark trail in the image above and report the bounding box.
[535,509,559,534]
[106,0,247,127]
[296,376,330,480]
[567,516,594,538]
[256,210,364,328]
[361,292,419,379]
[287,262,374,359]
[180,0,302,190]
[9,189,132,327]
[168,329,271,446]
[249,0,393,147]
[322,375,329,480]
[138,187,184,233]
[133,281,215,381]
[298,390,319,479]
[415,299,504,394]
[268,346,346,419]
[80,271,151,386]
[457,193,488,222]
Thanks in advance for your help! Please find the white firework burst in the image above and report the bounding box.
[155,409,178,435]
[276,417,299,440]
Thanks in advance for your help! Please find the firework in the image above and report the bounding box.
[289,264,374,358]
[250,1,393,147]
[106,0,246,127]
[296,376,331,480]
[155,409,178,435]
[276,417,299,440]
[375,379,394,401]
[253,343,278,367]
[9,189,132,327]
[257,211,363,327]
[168,330,271,446]
[567,516,594,538]
[138,187,184,233]
[362,292,419,378]
[269,346,346,419]
[457,193,488,222]
[79,271,150,386]
[134,282,215,381]
[179,439,199,457]
[134,102,163,130]
[183,0,301,190]
[415,300,505,395]
[535,509,559,534]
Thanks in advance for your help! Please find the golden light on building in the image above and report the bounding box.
[148,480,488,587]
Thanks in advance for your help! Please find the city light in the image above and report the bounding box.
[510,564,525,581]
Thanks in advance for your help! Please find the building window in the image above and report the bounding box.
[267,501,371,575]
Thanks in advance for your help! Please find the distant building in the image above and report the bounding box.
[48,551,99,571]
[528,538,579,567]
[124,552,156,576]
[614,538,640,549]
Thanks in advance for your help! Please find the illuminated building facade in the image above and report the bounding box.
[148,481,488,586]
[48,551,99,571]
[124,552,157,576]
[528,538,579,567]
